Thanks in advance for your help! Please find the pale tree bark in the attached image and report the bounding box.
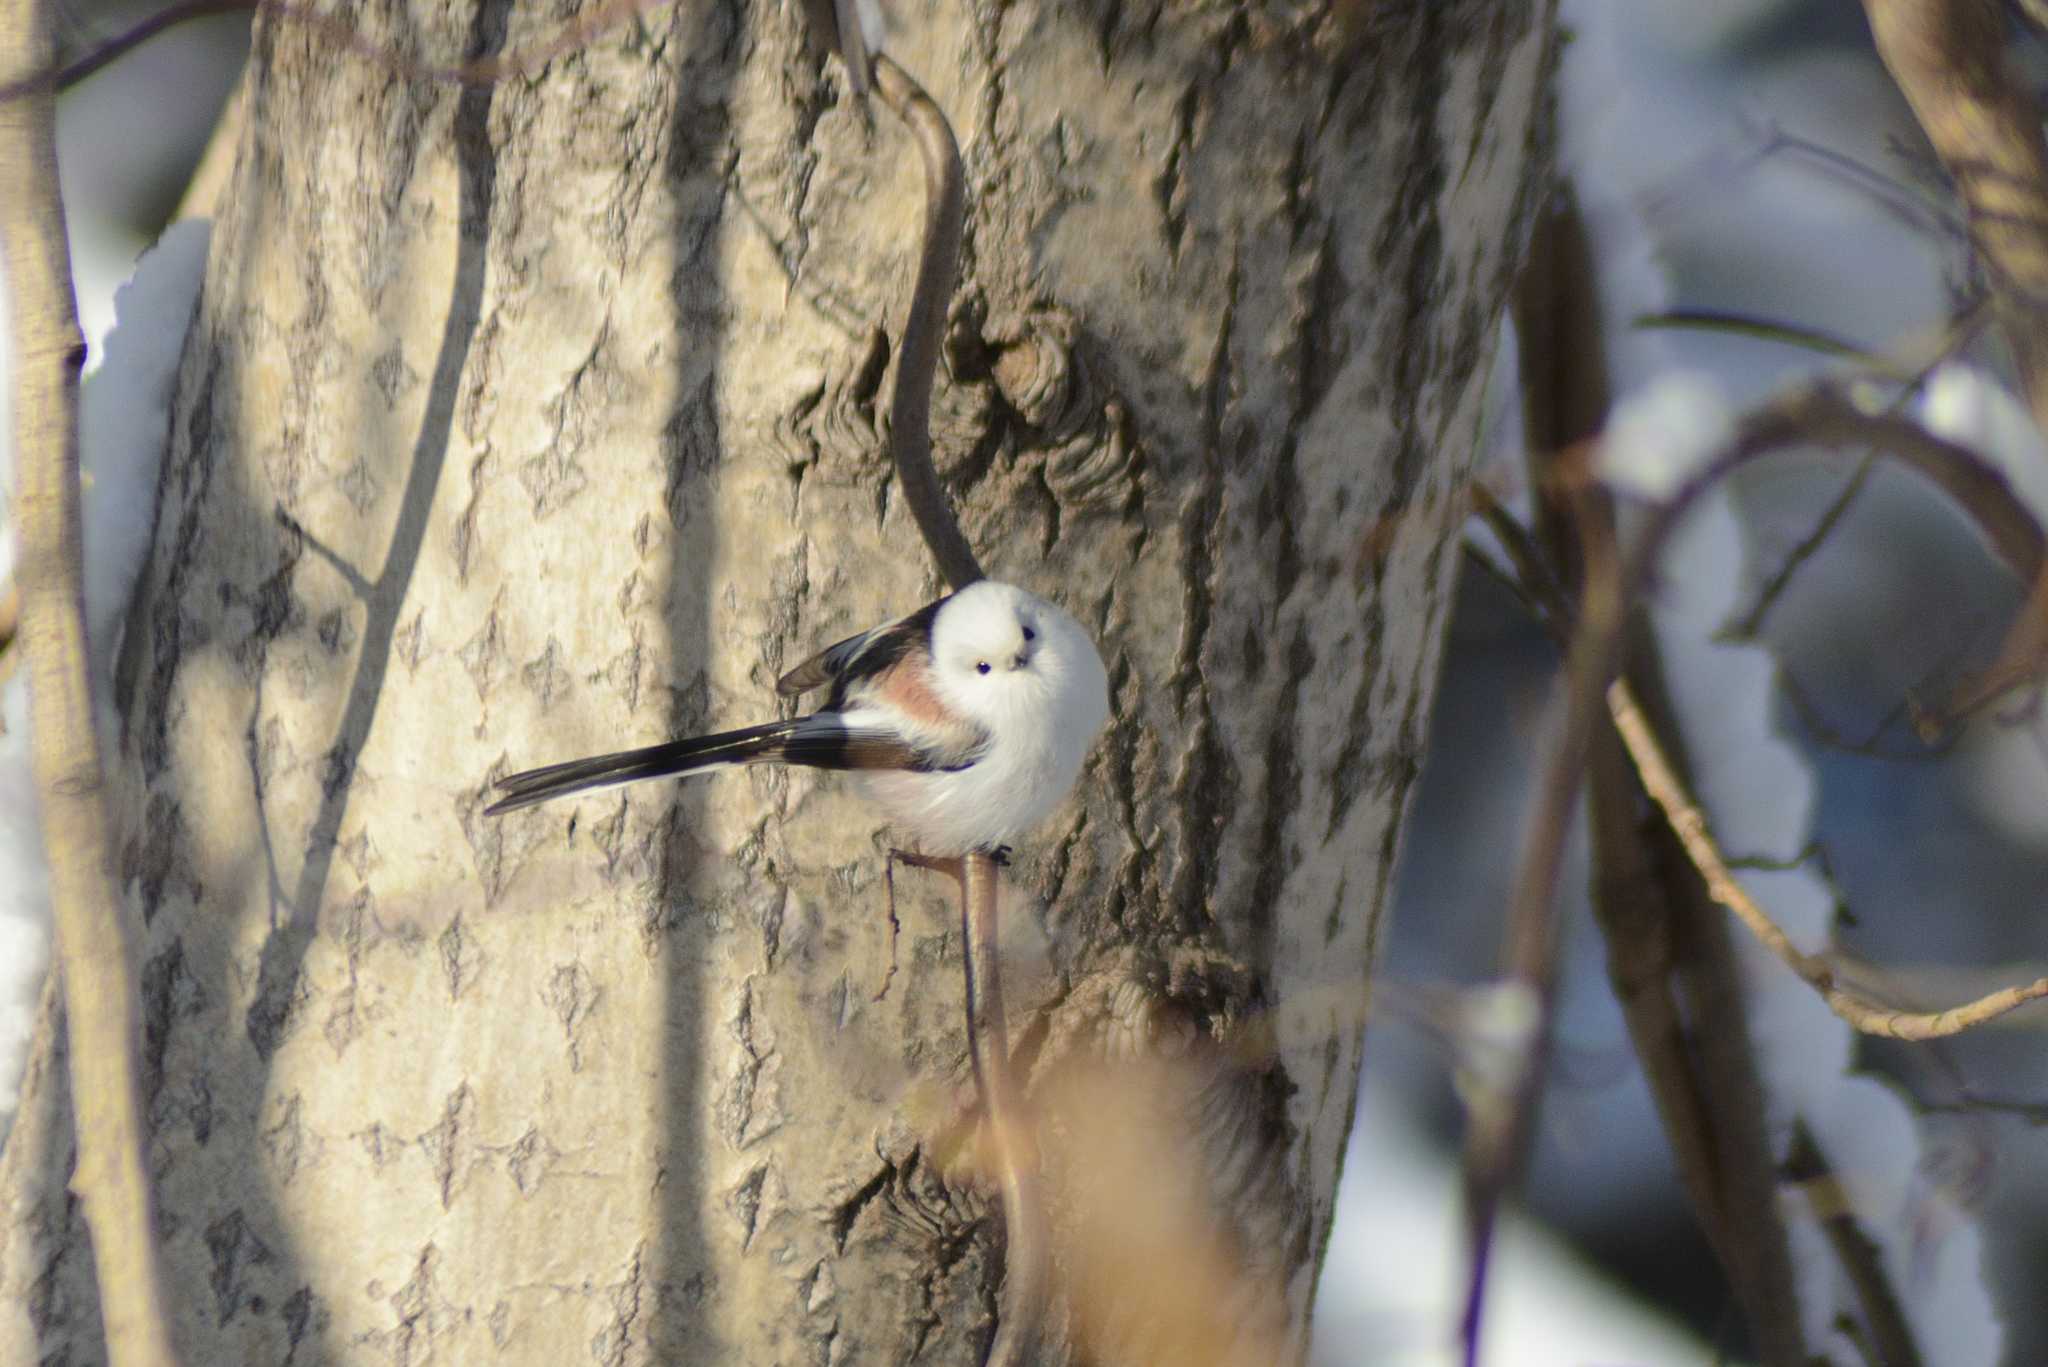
[1,0,1557,1361]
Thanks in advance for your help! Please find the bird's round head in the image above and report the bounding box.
[929,581,1110,740]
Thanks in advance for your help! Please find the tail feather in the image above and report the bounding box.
[486,719,799,815]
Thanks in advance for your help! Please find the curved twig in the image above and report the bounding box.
[1598,380,2048,1043]
[868,50,1033,1367]
[871,53,985,592]
[1,1,180,1361]
[1609,680,2048,1039]
[1465,354,2048,1360]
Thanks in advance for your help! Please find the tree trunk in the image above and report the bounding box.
[1,1,1557,1361]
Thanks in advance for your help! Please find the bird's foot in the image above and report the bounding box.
[889,848,965,881]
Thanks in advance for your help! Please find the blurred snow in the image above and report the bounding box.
[0,675,46,1135]
[1321,0,2032,1359]
[1577,0,2003,1352]
[1597,371,1733,502]
[77,220,209,690]
[1311,1070,1739,1367]
[1918,364,2048,533]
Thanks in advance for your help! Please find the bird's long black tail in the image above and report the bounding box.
[485,719,801,815]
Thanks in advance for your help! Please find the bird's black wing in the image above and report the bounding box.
[775,594,950,703]
[775,713,969,772]
[486,720,800,815]
[486,713,960,816]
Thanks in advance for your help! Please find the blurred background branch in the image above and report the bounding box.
[0,0,178,1360]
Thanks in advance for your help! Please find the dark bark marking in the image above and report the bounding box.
[449,448,492,586]
[456,598,507,702]
[244,951,310,1061]
[1294,228,1347,419]
[379,1244,446,1364]
[828,1162,893,1253]
[1158,81,1199,262]
[203,1209,277,1327]
[518,634,571,710]
[520,320,618,520]
[719,978,783,1147]
[259,1092,307,1186]
[314,606,355,658]
[130,791,193,925]
[1167,247,1241,934]
[418,1082,477,1212]
[138,356,218,780]
[1459,4,1534,181]
[728,1164,770,1252]
[26,1218,69,1338]
[437,912,473,1001]
[542,961,598,1072]
[280,1286,318,1361]
[1325,583,1385,840]
[591,1243,647,1367]
[139,939,204,1116]
[1369,9,1450,495]
[179,1070,216,1147]
[505,1125,561,1197]
[1247,618,1312,970]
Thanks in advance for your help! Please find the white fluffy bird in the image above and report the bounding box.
[486,581,1110,855]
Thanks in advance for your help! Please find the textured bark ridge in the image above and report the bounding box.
[1,0,1555,1361]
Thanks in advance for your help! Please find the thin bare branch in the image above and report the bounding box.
[1862,0,2048,428]
[1676,383,2048,732]
[895,850,1048,1367]
[870,54,984,591]
[1784,1122,1926,1367]
[1460,193,1638,1367]
[1609,679,2048,1039]
[49,0,248,90]
[1725,297,1991,643]
[1493,192,1807,1367]
[171,64,245,223]
[962,852,1048,1367]
[0,0,179,1359]
[1634,308,1879,366]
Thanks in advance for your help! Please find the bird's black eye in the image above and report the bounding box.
[975,661,992,675]
[1022,626,1036,642]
